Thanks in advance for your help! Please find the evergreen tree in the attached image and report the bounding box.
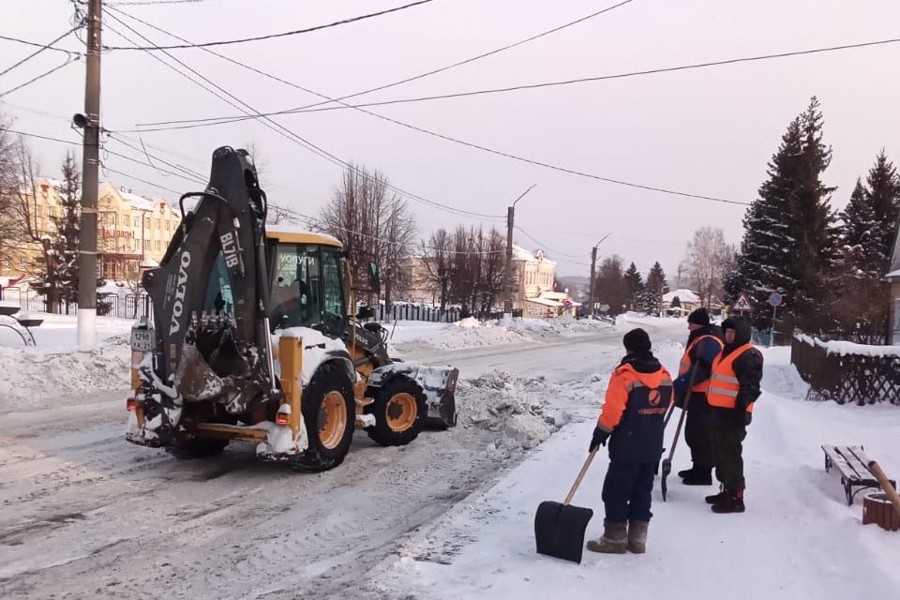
[642,262,668,316]
[734,97,837,332]
[835,154,900,341]
[594,255,626,315]
[623,262,645,310]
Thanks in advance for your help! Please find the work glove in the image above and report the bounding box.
[674,391,687,409]
[589,426,610,452]
[744,412,752,426]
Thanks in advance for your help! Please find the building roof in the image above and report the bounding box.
[662,288,701,304]
[267,227,342,248]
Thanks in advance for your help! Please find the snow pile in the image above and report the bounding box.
[509,316,615,338]
[430,320,532,350]
[760,346,810,398]
[455,371,599,456]
[0,342,131,412]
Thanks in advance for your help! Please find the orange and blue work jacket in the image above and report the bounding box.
[598,362,674,463]
[677,334,724,394]
[708,343,756,413]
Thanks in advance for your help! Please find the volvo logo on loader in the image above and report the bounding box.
[169,252,192,335]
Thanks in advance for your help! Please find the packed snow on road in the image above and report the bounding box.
[1,312,898,600]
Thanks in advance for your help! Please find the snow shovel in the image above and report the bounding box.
[534,448,598,564]
[661,369,698,502]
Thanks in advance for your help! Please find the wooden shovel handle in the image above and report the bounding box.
[868,460,900,517]
[564,448,598,505]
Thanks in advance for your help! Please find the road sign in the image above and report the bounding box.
[732,292,754,312]
[767,292,783,307]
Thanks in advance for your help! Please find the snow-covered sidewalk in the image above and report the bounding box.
[364,347,900,600]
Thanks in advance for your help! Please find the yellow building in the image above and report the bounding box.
[0,179,180,282]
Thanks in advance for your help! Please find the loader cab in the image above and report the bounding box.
[265,230,348,337]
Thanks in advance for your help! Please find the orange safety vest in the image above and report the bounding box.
[678,334,724,393]
[707,343,756,411]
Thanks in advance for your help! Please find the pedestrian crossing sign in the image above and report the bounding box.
[732,293,754,312]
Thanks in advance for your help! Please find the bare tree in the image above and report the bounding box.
[0,115,23,274]
[684,226,731,307]
[420,228,452,310]
[318,163,416,308]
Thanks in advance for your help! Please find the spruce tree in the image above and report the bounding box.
[735,97,837,332]
[623,262,645,310]
[643,262,668,316]
[835,154,900,341]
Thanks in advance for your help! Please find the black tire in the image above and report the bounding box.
[167,437,229,460]
[364,376,427,447]
[292,361,356,472]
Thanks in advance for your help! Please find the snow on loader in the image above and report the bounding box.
[125,146,458,471]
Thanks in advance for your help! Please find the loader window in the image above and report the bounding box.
[204,253,234,314]
[270,244,322,330]
[321,248,346,337]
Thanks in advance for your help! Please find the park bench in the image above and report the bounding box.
[822,445,896,506]
[0,305,42,346]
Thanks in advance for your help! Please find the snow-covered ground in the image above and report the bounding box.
[1,310,897,600]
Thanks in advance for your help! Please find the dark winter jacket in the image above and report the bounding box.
[712,318,763,425]
[597,351,674,463]
[673,324,724,401]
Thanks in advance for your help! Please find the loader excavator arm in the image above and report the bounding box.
[135,147,278,444]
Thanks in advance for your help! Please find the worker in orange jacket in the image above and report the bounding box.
[704,317,763,513]
[587,328,673,554]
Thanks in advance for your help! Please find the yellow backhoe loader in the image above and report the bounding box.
[125,146,458,471]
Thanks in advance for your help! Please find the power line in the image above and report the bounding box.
[139,35,900,129]
[102,10,504,220]
[230,0,637,119]
[108,7,743,206]
[0,55,81,99]
[109,0,230,5]
[0,34,78,55]
[0,26,82,78]
[104,0,435,51]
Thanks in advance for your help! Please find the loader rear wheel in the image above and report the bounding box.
[292,362,355,472]
[365,377,427,447]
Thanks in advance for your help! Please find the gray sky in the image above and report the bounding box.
[3,0,900,280]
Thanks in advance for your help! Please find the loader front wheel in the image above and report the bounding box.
[365,377,427,447]
[294,362,355,472]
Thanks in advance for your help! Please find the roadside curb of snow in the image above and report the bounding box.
[0,340,131,413]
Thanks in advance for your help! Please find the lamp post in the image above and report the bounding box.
[504,184,536,323]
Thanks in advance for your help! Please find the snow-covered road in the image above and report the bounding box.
[0,322,625,600]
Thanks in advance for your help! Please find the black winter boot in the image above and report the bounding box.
[705,489,728,504]
[711,489,745,513]
[682,467,713,486]
[677,467,694,478]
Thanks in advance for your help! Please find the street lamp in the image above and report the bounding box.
[588,233,612,318]
[504,184,537,319]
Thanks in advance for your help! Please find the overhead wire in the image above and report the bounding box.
[0,34,78,55]
[138,35,900,128]
[102,10,504,220]
[108,7,743,206]
[199,0,637,119]
[104,0,435,51]
[0,54,81,99]
[0,25,82,78]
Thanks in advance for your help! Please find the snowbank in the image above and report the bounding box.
[0,342,131,412]
[509,316,614,338]
[795,334,900,357]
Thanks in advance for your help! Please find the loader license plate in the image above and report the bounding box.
[131,329,154,352]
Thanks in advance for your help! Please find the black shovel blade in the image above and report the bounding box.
[661,458,672,501]
[534,500,594,564]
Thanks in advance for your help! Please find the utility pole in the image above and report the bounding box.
[587,234,611,319]
[76,0,102,348]
[504,184,536,322]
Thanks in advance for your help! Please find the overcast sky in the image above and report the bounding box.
[3,0,900,279]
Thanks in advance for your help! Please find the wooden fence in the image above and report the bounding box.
[791,335,900,405]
